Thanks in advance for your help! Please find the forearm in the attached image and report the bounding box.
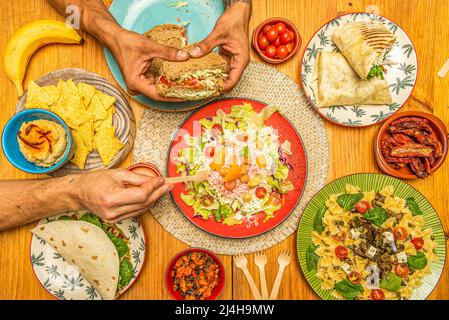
[0,175,81,231]
[47,0,122,48]
[224,0,252,10]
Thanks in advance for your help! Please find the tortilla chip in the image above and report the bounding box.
[89,94,109,121]
[94,127,124,166]
[96,91,116,110]
[71,131,90,170]
[78,83,96,109]
[26,81,53,108]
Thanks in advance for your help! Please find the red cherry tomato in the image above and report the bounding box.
[355,200,371,214]
[265,28,279,42]
[371,289,385,300]
[224,181,236,191]
[287,30,295,41]
[211,124,223,137]
[263,25,272,34]
[335,245,348,260]
[411,237,424,250]
[395,264,409,278]
[276,45,289,59]
[393,226,408,241]
[286,42,294,53]
[348,271,362,285]
[274,22,286,34]
[332,231,347,242]
[265,45,277,58]
[255,187,267,199]
[279,32,291,45]
[258,35,270,50]
[204,146,215,158]
[272,37,281,47]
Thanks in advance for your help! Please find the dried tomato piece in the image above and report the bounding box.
[410,158,428,179]
[391,117,429,126]
[390,143,435,158]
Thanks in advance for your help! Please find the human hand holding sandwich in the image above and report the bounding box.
[189,0,252,92]
[48,0,190,102]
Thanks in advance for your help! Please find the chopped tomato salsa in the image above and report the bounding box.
[171,251,220,300]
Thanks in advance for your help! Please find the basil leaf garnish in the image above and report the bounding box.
[337,193,364,211]
[408,252,428,270]
[314,207,326,234]
[334,278,364,300]
[406,197,423,216]
[306,244,319,272]
[363,207,388,227]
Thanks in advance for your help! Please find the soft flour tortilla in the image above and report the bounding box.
[314,52,392,108]
[332,21,396,79]
[31,220,119,300]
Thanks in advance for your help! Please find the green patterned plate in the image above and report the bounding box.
[297,173,446,300]
[301,13,418,127]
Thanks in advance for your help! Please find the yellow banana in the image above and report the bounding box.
[3,19,83,96]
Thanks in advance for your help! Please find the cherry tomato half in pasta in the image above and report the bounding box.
[348,271,362,285]
[355,200,370,214]
[393,226,408,241]
[371,289,385,300]
[335,245,348,260]
[204,146,215,158]
[332,231,347,242]
[395,264,409,278]
[411,237,424,250]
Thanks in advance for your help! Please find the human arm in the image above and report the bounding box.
[0,169,173,231]
[189,0,252,91]
[46,0,189,101]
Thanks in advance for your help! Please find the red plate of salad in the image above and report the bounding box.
[167,98,307,238]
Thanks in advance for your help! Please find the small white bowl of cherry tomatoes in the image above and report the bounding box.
[252,18,301,64]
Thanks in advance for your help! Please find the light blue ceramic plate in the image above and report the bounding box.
[104,0,224,111]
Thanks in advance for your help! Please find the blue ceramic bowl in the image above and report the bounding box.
[2,109,73,174]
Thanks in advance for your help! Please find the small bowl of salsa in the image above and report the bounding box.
[165,248,225,300]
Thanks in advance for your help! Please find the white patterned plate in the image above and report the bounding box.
[30,211,146,300]
[301,13,418,127]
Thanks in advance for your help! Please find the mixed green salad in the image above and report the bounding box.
[175,103,294,227]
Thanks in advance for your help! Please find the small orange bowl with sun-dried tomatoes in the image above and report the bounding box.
[165,248,225,300]
[375,111,448,180]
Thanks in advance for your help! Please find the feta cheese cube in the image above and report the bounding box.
[396,252,408,263]
[366,246,378,259]
[341,263,353,275]
[349,228,361,239]
[383,231,394,244]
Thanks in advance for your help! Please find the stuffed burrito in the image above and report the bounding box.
[314,52,392,108]
[332,21,396,79]
[31,213,133,300]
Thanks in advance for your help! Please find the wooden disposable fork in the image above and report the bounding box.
[165,171,209,184]
[234,254,262,300]
[254,251,269,299]
[269,250,291,300]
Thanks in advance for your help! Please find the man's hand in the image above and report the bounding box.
[109,29,189,102]
[73,169,173,224]
[189,1,252,92]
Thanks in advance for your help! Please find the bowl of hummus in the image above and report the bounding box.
[2,109,73,174]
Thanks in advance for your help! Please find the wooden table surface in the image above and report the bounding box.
[1,0,448,300]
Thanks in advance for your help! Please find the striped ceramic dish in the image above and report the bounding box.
[296,173,446,300]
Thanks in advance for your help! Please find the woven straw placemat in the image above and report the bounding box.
[134,61,329,255]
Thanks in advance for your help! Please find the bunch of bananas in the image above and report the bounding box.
[3,19,83,96]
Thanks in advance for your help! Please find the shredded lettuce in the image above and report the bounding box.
[274,161,289,180]
[367,65,384,79]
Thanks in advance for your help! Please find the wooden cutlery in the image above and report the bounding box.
[165,171,209,184]
[269,250,291,300]
[234,250,291,300]
[234,254,262,300]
